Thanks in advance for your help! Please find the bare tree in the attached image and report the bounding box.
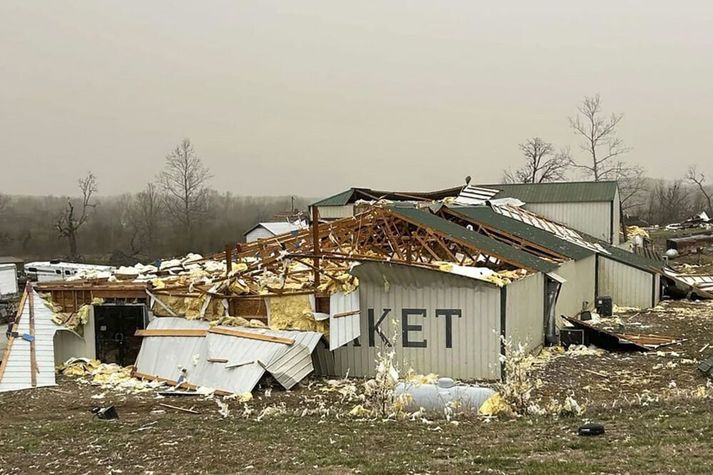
[56,172,98,260]
[569,94,631,181]
[686,165,713,216]
[127,183,163,256]
[612,162,647,213]
[160,139,211,250]
[653,180,690,225]
[0,194,8,215]
[503,137,570,183]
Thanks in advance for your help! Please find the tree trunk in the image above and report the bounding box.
[68,232,78,260]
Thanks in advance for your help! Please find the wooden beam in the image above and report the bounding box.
[312,206,321,288]
[146,290,178,317]
[208,327,294,345]
[29,286,37,388]
[134,329,208,337]
[132,371,231,396]
[332,310,360,319]
[0,284,29,384]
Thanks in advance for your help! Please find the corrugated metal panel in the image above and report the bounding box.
[667,274,713,292]
[265,343,313,389]
[0,289,60,392]
[316,205,354,219]
[598,257,656,308]
[554,256,596,317]
[389,207,557,273]
[527,202,613,244]
[0,264,17,295]
[134,317,322,393]
[134,318,209,383]
[329,291,360,350]
[491,204,609,254]
[245,227,277,242]
[474,181,618,203]
[505,273,545,354]
[454,185,499,205]
[330,262,503,381]
[452,206,595,260]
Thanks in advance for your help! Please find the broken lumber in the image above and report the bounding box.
[135,329,208,337]
[159,403,199,414]
[208,327,294,345]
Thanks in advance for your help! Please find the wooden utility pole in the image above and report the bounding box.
[311,206,320,288]
[225,245,233,273]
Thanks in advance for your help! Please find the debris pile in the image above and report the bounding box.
[59,358,164,393]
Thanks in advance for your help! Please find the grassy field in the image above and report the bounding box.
[3,300,713,474]
[2,379,713,474]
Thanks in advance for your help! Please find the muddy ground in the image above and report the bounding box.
[2,299,713,474]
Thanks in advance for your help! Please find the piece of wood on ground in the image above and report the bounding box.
[159,403,200,414]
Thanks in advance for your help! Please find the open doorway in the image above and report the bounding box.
[94,304,146,365]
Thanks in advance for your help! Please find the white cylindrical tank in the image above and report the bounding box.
[394,377,495,413]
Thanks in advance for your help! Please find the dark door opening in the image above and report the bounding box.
[94,304,146,365]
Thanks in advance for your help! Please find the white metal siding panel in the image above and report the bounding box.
[329,291,360,350]
[527,202,612,244]
[317,205,354,219]
[598,257,655,308]
[654,274,661,304]
[554,256,596,318]
[245,227,276,242]
[0,290,60,392]
[53,306,97,364]
[0,264,17,295]
[329,263,502,381]
[134,317,322,393]
[612,188,621,245]
[505,273,545,354]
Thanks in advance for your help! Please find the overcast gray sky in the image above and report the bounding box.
[1,1,712,198]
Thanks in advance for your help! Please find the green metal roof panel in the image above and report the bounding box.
[389,207,558,273]
[310,189,356,207]
[450,206,594,261]
[597,242,662,273]
[474,181,619,203]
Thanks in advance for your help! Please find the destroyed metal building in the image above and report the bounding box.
[1,182,672,392]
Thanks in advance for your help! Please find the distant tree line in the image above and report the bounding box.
[0,139,310,265]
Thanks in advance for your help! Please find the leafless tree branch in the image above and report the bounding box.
[504,137,570,184]
[686,165,713,216]
[56,172,98,259]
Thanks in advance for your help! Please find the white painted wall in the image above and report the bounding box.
[505,272,545,354]
[554,256,596,318]
[598,257,657,309]
[324,263,504,381]
[527,202,614,244]
[0,264,17,296]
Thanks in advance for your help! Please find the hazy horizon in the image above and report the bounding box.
[2,1,713,198]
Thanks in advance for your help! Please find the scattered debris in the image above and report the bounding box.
[562,316,679,352]
[91,405,119,420]
[578,422,605,436]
